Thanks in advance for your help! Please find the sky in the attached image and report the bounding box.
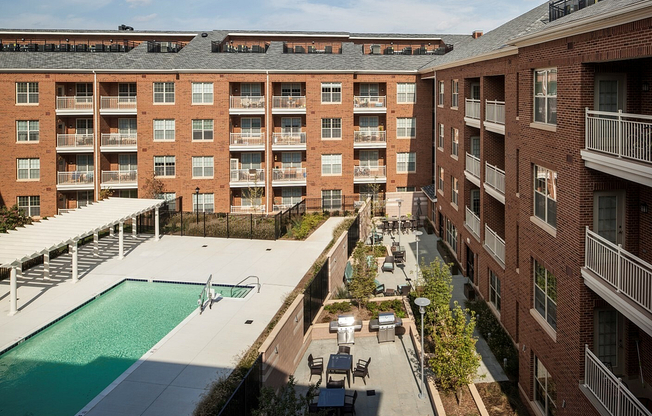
[0,0,543,34]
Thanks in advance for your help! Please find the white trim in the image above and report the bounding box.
[529,308,557,342]
[530,215,557,238]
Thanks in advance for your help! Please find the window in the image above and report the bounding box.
[451,176,458,205]
[76,118,93,134]
[397,152,416,173]
[154,156,176,177]
[321,154,342,175]
[396,186,416,192]
[241,153,261,169]
[118,190,138,198]
[192,119,213,141]
[451,127,459,156]
[322,190,342,210]
[118,118,137,135]
[282,187,302,206]
[534,260,557,330]
[438,81,444,106]
[489,271,501,312]
[397,118,416,138]
[360,83,379,97]
[281,152,301,168]
[76,83,92,97]
[119,154,137,171]
[156,192,177,211]
[534,68,557,124]
[77,154,93,172]
[17,158,40,180]
[359,150,379,167]
[281,117,301,133]
[17,196,40,217]
[281,83,301,96]
[360,116,379,131]
[451,80,459,107]
[119,83,137,97]
[397,83,416,103]
[192,193,214,213]
[438,124,444,149]
[192,82,213,104]
[241,118,261,138]
[321,118,342,139]
[438,167,444,191]
[153,82,174,103]
[534,357,556,416]
[16,82,39,104]
[321,82,341,103]
[471,189,480,215]
[534,165,557,228]
[192,156,214,178]
[446,218,457,252]
[241,83,261,96]
[77,190,93,208]
[17,120,39,142]
[241,189,263,208]
[153,119,175,141]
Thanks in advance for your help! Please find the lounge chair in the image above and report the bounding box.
[375,284,385,296]
[381,256,394,273]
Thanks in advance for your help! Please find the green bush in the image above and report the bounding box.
[291,213,324,240]
[366,301,378,313]
[325,301,352,314]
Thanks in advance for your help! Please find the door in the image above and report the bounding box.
[594,309,624,375]
[360,116,379,132]
[470,189,480,216]
[281,152,301,168]
[281,83,301,97]
[594,74,626,112]
[360,83,379,97]
[471,136,480,158]
[471,83,480,100]
[118,118,137,135]
[241,118,261,137]
[76,119,93,135]
[466,245,475,284]
[119,154,137,172]
[593,191,625,245]
[281,118,301,134]
[359,150,379,167]
[230,158,239,181]
[76,154,93,172]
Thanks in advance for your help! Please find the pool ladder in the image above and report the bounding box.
[231,275,261,298]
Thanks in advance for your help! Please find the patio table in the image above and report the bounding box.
[317,388,345,410]
[327,354,353,387]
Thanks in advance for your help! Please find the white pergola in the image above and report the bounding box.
[0,198,165,316]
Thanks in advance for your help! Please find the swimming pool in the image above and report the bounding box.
[0,279,251,416]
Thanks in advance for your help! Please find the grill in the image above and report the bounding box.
[371,312,403,343]
[329,314,362,345]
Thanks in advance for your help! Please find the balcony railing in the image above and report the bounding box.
[465,153,481,179]
[353,96,386,109]
[354,130,387,144]
[272,132,306,146]
[465,206,480,240]
[465,98,480,120]
[231,205,266,214]
[230,95,265,109]
[585,109,652,165]
[354,165,386,179]
[485,162,506,195]
[230,133,265,147]
[56,134,93,148]
[272,96,306,109]
[101,170,137,185]
[230,169,265,183]
[485,224,505,266]
[585,227,652,314]
[56,96,93,111]
[101,133,137,148]
[583,345,651,416]
[100,96,137,111]
[57,171,94,185]
[550,0,601,22]
[485,100,505,125]
[272,167,307,182]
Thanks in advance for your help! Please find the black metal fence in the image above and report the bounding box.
[217,354,263,416]
[303,195,360,214]
[346,216,360,258]
[549,0,599,22]
[303,258,330,334]
[275,200,306,238]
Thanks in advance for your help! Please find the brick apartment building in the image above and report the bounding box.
[424,0,652,415]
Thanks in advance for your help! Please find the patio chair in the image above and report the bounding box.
[374,284,385,296]
[397,284,411,296]
[394,251,405,264]
[327,376,345,389]
[381,256,394,273]
[338,345,351,355]
[308,354,323,381]
[343,390,358,415]
[353,357,371,384]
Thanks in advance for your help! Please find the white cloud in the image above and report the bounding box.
[126,0,152,7]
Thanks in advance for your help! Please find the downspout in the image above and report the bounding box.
[93,70,99,202]
[266,71,271,213]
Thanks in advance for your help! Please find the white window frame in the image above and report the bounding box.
[192,82,213,104]
[451,79,459,108]
[446,218,457,253]
[17,158,40,180]
[153,82,175,104]
[192,156,214,178]
[451,127,459,157]
[438,81,444,106]
[156,192,177,211]
[534,260,557,330]
[16,82,39,104]
[154,155,176,177]
[438,167,445,192]
[489,270,501,312]
[438,123,444,149]
[397,152,416,173]
[451,176,458,206]
[192,119,214,141]
[192,193,214,213]
[322,189,342,210]
[321,154,342,175]
[397,117,416,138]
[534,68,557,125]
[321,82,342,103]
[533,165,557,228]
[397,83,416,103]
[153,119,175,142]
[17,120,39,142]
[281,83,301,96]
[17,196,40,217]
[321,118,342,139]
[534,357,557,416]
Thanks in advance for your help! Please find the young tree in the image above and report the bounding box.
[253,376,326,416]
[348,241,377,308]
[0,205,32,233]
[415,258,453,335]
[142,173,165,199]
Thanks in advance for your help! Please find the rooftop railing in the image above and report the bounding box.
[0,41,137,52]
[549,0,601,22]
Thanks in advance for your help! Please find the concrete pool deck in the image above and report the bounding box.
[0,216,345,416]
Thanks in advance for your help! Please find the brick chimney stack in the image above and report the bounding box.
[472,30,483,39]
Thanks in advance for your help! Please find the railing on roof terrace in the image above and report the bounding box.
[0,41,137,52]
[283,43,341,54]
[146,41,185,53]
[211,41,268,53]
[549,0,601,22]
[363,43,453,55]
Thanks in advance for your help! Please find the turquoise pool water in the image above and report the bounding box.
[0,280,246,416]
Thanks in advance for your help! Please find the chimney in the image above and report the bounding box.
[472,30,483,39]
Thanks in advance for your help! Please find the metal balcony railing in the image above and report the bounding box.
[353,96,386,109]
[101,133,137,148]
[272,167,306,182]
[56,96,93,111]
[585,109,652,165]
[229,96,265,109]
[465,98,480,119]
[465,206,480,240]
[354,130,386,144]
[549,0,601,22]
[353,165,386,178]
[56,134,93,148]
[485,224,505,266]
[57,171,94,185]
[100,96,137,110]
[230,169,265,183]
[485,162,506,195]
[272,96,306,109]
[485,100,505,125]
[465,153,481,179]
[272,132,306,146]
[230,133,264,146]
[230,205,266,214]
[101,170,137,184]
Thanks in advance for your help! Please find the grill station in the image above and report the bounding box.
[370,312,403,343]
[329,315,362,345]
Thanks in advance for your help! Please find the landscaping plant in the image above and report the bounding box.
[0,204,32,233]
[348,241,377,309]
[253,376,326,416]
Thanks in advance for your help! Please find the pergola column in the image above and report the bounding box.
[119,221,124,260]
[110,225,114,237]
[93,232,99,257]
[132,216,137,237]
[43,252,50,280]
[71,241,78,283]
[9,266,17,316]
[155,207,160,241]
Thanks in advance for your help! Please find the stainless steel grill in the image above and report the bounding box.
[330,314,362,345]
[371,312,403,343]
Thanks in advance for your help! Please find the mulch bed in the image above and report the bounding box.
[475,381,530,416]
[317,301,405,323]
[439,385,480,416]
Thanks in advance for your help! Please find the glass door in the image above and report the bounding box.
[593,191,625,245]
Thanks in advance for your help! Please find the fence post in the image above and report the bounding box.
[616,243,622,293]
[227,213,230,239]
[617,110,622,158]
[180,210,183,236]
[203,211,206,237]
[250,214,253,239]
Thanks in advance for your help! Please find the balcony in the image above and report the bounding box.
[229,133,265,151]
[271,96,306,114]
[272,132,306,150]
[581,109,652,186]
[484,100,505,134]
[484,162,505,204]
[272,167,307,186]
[582,227,652,336]
[580,345,651,416]
[100,133,137,152]
[56,134,94,153]
[229,96,265,115]
[464,98,481,128]
[484,224,505,268]
[56,171,94,190]
[55,96,93,115]
[465,206,480,241]
[99,96,137,115]
[230,205,266,214]
[100,170,137,189]
[353,165,386,184]
[353,130,387,148]
[229,169,265,187]
[353,96,386,113]
[465,153,481,187]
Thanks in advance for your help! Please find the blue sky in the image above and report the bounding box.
[0,0,543,34]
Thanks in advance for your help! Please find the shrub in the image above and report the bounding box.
[366,301,378,313]
[325,301,351,314]
[291,213,324,240]
[0,204,32,233]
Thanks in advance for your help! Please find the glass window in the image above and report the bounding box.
[490,270,501,312]
[397,118,416,138]
[322,190,342,210]
[451,80,459,107]
[534,68,557,124]
[17,158,40,180]
[192,156,214,178]
[153,119,175,141]
[451,127,459,156]
[17,120,39,142]
[534,260,557,330]
[119,83,137,97]
[321,154,342,175]
[321,118,342,139]
[396,186,416,192]
[192,193,214,213]
[321,82,342,103]
[446,218,457,252]
[438,167,444,191]
[281,83,301,96]
[241,153,262,169]
[281,152,302,168]
[438,124,444,149]
[241,118,261,137]
[192,82,213,104]
[153,82,174,103]
[192,119,213,141]
[397,83,416,103]
[360,116,379,131]
[241,83,262,96]
[534,357,557,416]
[534,165,558,228]
[17,196,40,217]
[76,154,93,172]
[360,83,379,97]
[156,192,176,211]
[451,176,458,205]
[397,152,416,173]
[359,150,379,167]
[438,81,444,106]
[282,187,302,207]
[16,82,39,104]
[281,117,301,133]
[154,156,176,177]
[118,154,137,171]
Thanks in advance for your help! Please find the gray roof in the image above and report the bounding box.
[420,184,437,202]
